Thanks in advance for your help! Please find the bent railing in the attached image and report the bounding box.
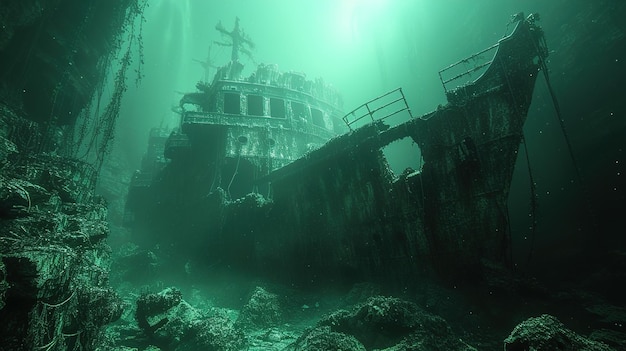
[342,88,413,131]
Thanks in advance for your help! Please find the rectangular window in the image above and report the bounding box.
[208,94,217,112]
[291,102,307,120]
[311,108,325,127]
[247,95,264,116]
[270,98,285,118]
[224,93,241,114]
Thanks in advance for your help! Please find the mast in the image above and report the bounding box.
[215,17,255,63]
[194,44,217,83]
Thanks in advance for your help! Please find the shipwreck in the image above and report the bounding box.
[126,13,549,287]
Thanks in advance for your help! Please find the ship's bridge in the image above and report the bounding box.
[169,62,347,199]
[179,63,345,140]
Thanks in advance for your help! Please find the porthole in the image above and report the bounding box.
[238,135,248,144]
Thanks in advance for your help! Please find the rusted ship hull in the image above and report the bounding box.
[225,16,546,284]
[127,15,547,286]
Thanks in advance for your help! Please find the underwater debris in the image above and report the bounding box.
[134,287,246,351]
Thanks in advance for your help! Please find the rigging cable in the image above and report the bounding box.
[418,151,426,214]
[536,54,584,187]
[524,18,597,266]
[227,151,242,199]
[521,135,538,267]
[209,147,221,193]
[533,26,599,249]
[499,44,533,270]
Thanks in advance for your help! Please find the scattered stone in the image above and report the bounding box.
[236,286,282,330]
[153,300,205,346]
[175,314,246,351]
[290,326,366,351]
[135,287,184,336]
[315,295,475,350]
[589,329,626,350]
[377,330,477,351]
[262,327,290,343]
[504,314,615,351]
[134,287,247,351]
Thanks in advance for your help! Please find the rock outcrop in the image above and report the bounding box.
[294,295,476,351]
[504,314,615,351]
[134,287,246,351]
[0,156,123,350]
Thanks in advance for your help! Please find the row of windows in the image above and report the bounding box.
[223,92,325,128]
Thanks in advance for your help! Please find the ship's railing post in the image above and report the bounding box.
[365,103,373,124]
[438,70,448,95]
[438,42,499,93]
[398,88,413,119]
[342,88,413,130]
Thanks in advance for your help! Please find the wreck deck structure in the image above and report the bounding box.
[161,17,345,200]
[126,14,548,286]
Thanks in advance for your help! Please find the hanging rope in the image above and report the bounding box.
[209,148,221,193]
[521,136,538,268]
[519,19,592,267]
[227,152,242,199]
[418,152,426,209]
[533,27,600,248]
[499,44,539,269]
[536,56,584,187]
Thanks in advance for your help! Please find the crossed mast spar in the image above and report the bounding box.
[215,17,255,64]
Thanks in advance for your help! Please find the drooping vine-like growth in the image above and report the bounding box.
[70,0,148,173]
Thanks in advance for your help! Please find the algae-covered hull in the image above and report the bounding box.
[126,15,548,286]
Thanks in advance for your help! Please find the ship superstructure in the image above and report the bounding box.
[159,18,344,199]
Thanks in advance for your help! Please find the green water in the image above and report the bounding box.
[102,1,625,349]
[116,0,566,165]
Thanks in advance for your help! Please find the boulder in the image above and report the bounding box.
[504,314,615,351]
[291,326,366,351]
[236,286,282,330]
[135,287,246,351]
[175,314,246,351]
[314,295,475,350]
[135,287,185,336]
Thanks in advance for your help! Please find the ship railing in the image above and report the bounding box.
[342,88,413,131]
[438,42,499,94]
[183,111,336,140]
